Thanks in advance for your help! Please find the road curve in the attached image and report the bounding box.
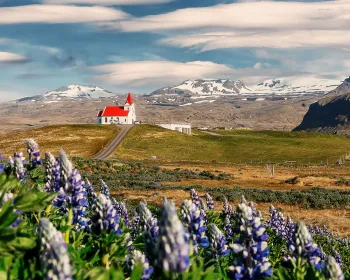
[94,125,134,160]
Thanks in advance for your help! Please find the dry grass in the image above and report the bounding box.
[0,124,119,158]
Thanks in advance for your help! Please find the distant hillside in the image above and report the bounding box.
[294,77,350,136]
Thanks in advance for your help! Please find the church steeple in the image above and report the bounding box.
[126,93,133,105]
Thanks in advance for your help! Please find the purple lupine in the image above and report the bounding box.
[222,197,233,217]
[0,153,4,174]
[53,150,89,231]
[229,199,272,279]
[38,218,72,280]
[44,152,60,193]
[156,200,190,272]
[180,200,209,254]
[205,193,214,210]
[288,221,322,270]
[100,179,110,198]
[131,212,140,239]
[126,250,154,280]
[24,139,42,166]
[267,205,287,239]
[91,193,122,235]
[84,178,96,201]
[224,215,233,241]
[138,201,158,238]
[324,256,344,280]
[208,224,230,260]
[190,189,200,207]
[333,250,343,268]
[285,216,295,243]
[14,157,25,180]
[120,201,132,228]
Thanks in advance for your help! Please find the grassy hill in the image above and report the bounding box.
[0,124,119,158]
[114,125,350,164]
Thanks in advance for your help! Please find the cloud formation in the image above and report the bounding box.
[89,60,285,89]
[0,5,128,24]
[41,0,174,5]
[0,52,29,63]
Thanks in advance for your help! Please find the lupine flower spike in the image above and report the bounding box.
[126,250,154,280]
[14,157,25,180]
[156,200,190,272]
[205,193,214,210]
[38,218,72,280]
[324,256,344,280]
[190,188,200,207]
[24,139,42,166]
[208,224,230,260]
[44,152,60,192]
[0,153,4,174]
[100,179,110,198]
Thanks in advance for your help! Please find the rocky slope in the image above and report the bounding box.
[294,77,350,136]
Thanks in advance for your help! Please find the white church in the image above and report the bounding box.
[97,93,136,125]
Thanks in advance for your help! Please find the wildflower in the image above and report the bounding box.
[38,218,72,280]
[0,153,4,174]
[138,201,158,238]
[14,157,25,180]
[288,221,322,270]
[100,179,110,198]
[205,193,214,210]
[224,214,233,241]
[84,178,96,200]
[190,189,200,207]
[229,198,272,279]
[24,139,42,166]
[333,250,343,268]
[126,250,154,280]
[91,193,121,235]
[156,200,190,272]
[208,224,230,259]
[44,152,60,192]
[180,200,209,254]
[222,197,233,216]
[324,256,344,280]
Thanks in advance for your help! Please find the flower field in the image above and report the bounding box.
[0,140,348,279]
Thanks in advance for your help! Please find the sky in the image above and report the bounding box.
[0,0,350,101]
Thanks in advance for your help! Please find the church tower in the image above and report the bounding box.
[124,93,136,124]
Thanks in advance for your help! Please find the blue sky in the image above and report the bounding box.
[0,0,349,100]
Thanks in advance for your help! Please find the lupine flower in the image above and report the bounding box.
[267,205,287,240]
[91,193,121,235]
[8,156,14,167]
[288,221,322,270]
[222,197,233,216]
[324,256,344,280]
[38,218,72,280]
[0,153,4,174]
[229,199,272,279]
[120,200,132,228]
[224,215,233,241]
[333,250,343,268]
[285,216,295,243]
[138,201,158,238]
[126,250,154,280]
[84,178,96,200]
[100,179,110,198]
[53,150,89,231]
[205,193,214,210]
[190,189,200,207]
[156,200,190,272]
[14,157,25,180]
[131,212,140,239]
[180,200,209,254]
[208,224,230,260]
[44,152,60,193]
[24,139,42,166]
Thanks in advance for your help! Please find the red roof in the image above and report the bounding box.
[101,106,129,117]
[126,93,133,105]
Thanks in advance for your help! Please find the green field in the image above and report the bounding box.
[114,125,350,164]
[0,124,119,158]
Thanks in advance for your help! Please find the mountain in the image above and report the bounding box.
[252,75,341,95]
[150,79,252,96]
[16,84,116,103]
[293,77,350,136]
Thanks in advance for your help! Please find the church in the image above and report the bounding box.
[97,93,136,125]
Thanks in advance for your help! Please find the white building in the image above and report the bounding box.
[97,93,136,125]
[156,123,192,135]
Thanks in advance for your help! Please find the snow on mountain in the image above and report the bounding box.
[151,79,252,96]
[331,76,350,96]
[251,75,341,95]
[43,84,115,100]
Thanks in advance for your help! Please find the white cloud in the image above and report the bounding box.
[0,52,28,63]
[89,60,286,89]
[0,90,27,102]
[0,5,129,24]
[41,0,174,5]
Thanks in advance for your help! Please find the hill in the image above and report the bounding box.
[113,125,350,164]
[294,77,350,136]
[0,124,119,158]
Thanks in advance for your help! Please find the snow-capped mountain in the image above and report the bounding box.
[251,75,341,95]
[151,79,252,96]
[43,84,115,100]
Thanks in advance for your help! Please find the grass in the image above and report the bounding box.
[114,124,350,164]
[0,124,119,158]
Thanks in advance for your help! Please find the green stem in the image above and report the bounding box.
[102,254,110,269]
[65,208,73,244]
